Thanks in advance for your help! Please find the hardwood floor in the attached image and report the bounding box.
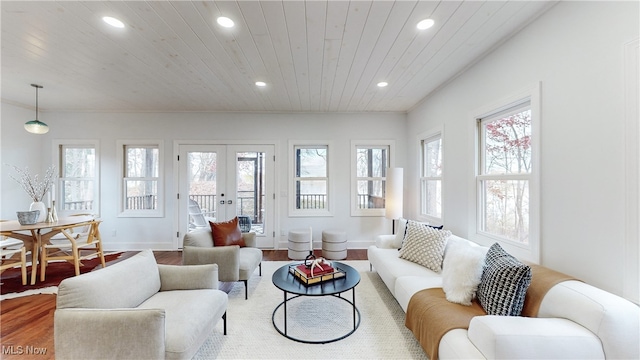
[0,249,368,360]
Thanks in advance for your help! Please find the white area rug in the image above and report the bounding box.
[194,261,427,359]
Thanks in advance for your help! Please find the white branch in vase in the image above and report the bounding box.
[7,164,56,202]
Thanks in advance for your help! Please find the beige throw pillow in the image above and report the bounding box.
[398,220,451,272]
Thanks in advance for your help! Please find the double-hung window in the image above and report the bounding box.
[55,140,99,216]
[351,141,391,216]
[119,140,163,217]
[290,143,331,216]
[478,102,532,243]
[471,84,540,262]
[420,133,442,221]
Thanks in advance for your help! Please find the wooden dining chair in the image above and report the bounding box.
[0,238,28,285]
[40,219,105,281]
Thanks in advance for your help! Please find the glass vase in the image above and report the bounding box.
[51,200,58,222]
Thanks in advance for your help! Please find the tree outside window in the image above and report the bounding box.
[124,145,159,210]
[59,144,97,213]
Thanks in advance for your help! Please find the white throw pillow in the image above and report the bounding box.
[398,220,450,272]
[442,240,486,305]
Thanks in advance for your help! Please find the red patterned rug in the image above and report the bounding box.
[0,252,125,296]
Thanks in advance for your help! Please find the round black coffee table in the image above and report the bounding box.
[271,261,361,344]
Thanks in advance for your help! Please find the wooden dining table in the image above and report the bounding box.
[0,215,94,285]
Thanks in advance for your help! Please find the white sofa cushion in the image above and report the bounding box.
[394,276,443,312]
[442,240,486,305]
[368,246,440,299]
[375,235,399,249]
[538,280,640,359]
[139,289,228,360]
[468,316,605,359]
[398,220,450,272]
[438,329,485,360]
[57,249,161,309]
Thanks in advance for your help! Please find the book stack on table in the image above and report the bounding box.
[289,263,345,286]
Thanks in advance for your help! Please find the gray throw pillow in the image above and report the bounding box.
[477,243,531,316]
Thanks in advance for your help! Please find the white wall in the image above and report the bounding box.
[406,1,639,296]
[0,103,48,214]
[1,107,406,250]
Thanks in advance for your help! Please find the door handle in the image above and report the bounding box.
[227,200,233,204]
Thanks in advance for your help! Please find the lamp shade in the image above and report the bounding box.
[385,167,403,220]
[24,120,49,134]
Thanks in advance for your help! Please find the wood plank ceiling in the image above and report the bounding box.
[1,1,555,113]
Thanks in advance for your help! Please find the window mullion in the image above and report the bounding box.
[477,174,530,181]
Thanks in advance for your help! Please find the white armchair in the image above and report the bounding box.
[182,229,262,299]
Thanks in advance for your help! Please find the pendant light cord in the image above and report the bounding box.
[35,86,38,119]
[31,84,43,120]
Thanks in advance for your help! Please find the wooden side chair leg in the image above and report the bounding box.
[73,245,81,276]
[20,247,27,286]
[93,222,106,269]
[40,248,47,282]
[97,243,105,269]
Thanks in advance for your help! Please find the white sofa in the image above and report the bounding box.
[368,232,640,359]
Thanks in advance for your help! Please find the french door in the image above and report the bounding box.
[177,144,275,248]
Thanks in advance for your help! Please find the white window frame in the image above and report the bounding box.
[418,129,443,224]
[468,83,541,263]
[350,140,395,217]
[52,139,100,217]
[117,139,164,217]
[288,140,333,217]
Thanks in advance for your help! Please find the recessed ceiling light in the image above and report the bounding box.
[377,82,388,88]
[255,81,266,87]
[217,16,234,28]
[103,16,125,28]
[417,19,435,30]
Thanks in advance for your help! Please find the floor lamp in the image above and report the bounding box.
[385,168,403,234]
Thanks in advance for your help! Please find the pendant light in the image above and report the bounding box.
[24,84,49,134]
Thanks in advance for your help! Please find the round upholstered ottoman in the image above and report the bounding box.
[288,229,311,260]
[322,229,347,260]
